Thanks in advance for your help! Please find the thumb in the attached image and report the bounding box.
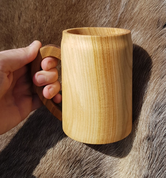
[0,40,42,73]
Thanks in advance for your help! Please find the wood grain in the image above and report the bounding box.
[61,27,132,144]
[31,27,132,144]
[31,45,62,121]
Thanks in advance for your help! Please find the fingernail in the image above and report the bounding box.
[48,87,55,97]
[47,61,52,70]
[29,40,37,47]
[37,74,46,85]
[29,41,35,47]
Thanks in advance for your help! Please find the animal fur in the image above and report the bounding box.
[0,0,166,177]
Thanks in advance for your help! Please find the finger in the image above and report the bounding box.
[53,93,62,103]
[41,57,58,71]
[43,81,61,99]
[33,68,58,86]
[0,40,42,72]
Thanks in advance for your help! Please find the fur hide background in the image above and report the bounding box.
[0,0,166,177]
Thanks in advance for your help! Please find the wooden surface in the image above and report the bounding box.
[31,27,132,144]
[61,27,132,144]
[31,45,62,121]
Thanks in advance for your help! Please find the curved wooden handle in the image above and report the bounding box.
[31,45,62,121]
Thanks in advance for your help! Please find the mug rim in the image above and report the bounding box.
[63,27,131,37]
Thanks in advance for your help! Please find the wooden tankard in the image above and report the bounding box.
[31,27,132,144]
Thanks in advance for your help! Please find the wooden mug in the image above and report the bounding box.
[31,27,132,144]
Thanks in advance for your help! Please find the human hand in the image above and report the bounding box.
[0,41,61,134]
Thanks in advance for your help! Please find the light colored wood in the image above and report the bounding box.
[61,27,132,144]
[31,27,132,144]
[31,45,62,121]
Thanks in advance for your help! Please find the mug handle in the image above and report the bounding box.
[31,45,62,121]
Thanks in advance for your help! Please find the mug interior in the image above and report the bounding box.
[64,27,130,37]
